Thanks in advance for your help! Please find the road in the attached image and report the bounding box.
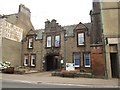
[1,80,86,88]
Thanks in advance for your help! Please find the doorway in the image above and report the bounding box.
[110,53,119,78]
[46,54,59,71]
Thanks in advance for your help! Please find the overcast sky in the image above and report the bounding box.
[0,0,93,29]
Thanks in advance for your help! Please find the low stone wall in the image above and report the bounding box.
[51,70,93,78]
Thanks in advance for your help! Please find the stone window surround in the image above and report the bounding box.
[54,34,61,48]
[24,54,29,66]
[46,35,52,48]
[27,37,33,49]
[30,54,36,67]
[84,52,91,68]
[77,32,85,47]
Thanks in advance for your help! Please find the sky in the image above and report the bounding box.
[0,0,93,29]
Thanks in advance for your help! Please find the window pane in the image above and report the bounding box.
[24,55,28,66]
[78,33,84,45]
[47,36,51,47]
[28,38,33,48]
[55,35,60,47]
[75,59,79,65]
[84,53,90,67]
[74,53,80,67]
[31,55,36,66]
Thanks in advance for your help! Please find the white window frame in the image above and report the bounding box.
[78,33,85,46]
[84,53,91,67]
[31,54,36,66]
[24,55,29,66]
[55,35,60,47]
[28,38,33,48]
[46,36,52,47]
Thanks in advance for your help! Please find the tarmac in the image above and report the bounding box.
[0,72,119,88]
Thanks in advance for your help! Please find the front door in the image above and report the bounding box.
[110,53,119,78]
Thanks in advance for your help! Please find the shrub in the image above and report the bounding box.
[0,61,11,70]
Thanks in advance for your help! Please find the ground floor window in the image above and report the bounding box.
[24,55,29,66]
[31,54,36,66]
[84,53,91,67]
[73,52,80,67]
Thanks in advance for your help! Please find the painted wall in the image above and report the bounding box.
[102,2,119,37]
[2,38,21,67]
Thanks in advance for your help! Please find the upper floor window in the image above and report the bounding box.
[31,54,36,67]
[55,35,60,47]
[84,53,91,67]
[46,36,52,47]
[78,33,85,46]
[28,38,33,49]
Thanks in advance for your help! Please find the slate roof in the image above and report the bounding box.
[34,23,91,40]
[63,25,77,36]
[63,23,91,36]
[35,29,44,40]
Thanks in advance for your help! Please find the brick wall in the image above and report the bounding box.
[91,46,105,77]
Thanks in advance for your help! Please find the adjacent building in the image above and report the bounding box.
[0,4,34,67]
[90,1,120,78]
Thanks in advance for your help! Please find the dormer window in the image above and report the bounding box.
[77,33,85,46]
[55,35,60,47]
[28,38,33,49]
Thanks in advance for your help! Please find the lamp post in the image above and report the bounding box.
[64,30,67,70]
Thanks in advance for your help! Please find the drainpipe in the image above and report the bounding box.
[100,0,108,79]
[20,37,23,67]
[20,42,22,66]
[64,31,67,70]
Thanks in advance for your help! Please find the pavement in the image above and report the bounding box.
[0,72,119,88]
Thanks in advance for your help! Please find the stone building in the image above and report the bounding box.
[22,19,92,73]
[1,2,119,79]
[0,4,34,67]
[90,1,120,78]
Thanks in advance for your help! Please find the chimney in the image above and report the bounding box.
[51,19,57,27]
[18,4,31,19]
[45,19,50,28]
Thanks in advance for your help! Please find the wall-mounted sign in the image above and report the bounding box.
[108,38,119,44]
[66,63,75,71]
[61,60,63,64]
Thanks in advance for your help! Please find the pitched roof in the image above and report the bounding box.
[63,25,77,36]
[35,29,44,40]
[63,23,91,36]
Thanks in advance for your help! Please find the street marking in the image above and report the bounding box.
[1,79,119,88]
[38,82,119,88]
